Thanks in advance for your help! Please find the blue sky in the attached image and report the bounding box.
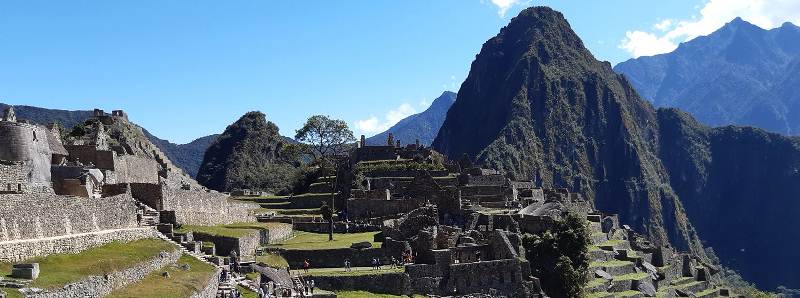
[2,0,798,143]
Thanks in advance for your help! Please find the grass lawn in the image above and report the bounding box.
[176,222,290,238]
[255,253,288,268]
[268,231,380,250]
[589,260,632,268]
[0,239,175,290]
[237,285,258,298]
[108,254,216,298]
[304,267,403,277]
[613,272,649,281]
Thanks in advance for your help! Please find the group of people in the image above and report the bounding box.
[369,256,404,270]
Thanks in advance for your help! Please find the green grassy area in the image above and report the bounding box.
[585,292,611,298]
[255,253,288,268]
[597,239,627,248]
[613,272,649,281]
[237,285,258,298]
[589,260,632,268]
[268,231,380,250]
[0,239,175,290]
[695,287,719,296]
[176,222,290,238]
[585,278,608,288]
[618,290,644,297]
[0,288,22,298]
[108,255,216,298]
[304,267,403,277]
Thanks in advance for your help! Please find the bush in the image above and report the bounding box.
[522,212,591,298]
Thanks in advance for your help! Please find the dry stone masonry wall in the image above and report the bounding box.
[0,228,160,263]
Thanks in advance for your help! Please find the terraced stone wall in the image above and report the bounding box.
[0,192,138,243]
[191,268,222,298]
[312,272,410,295]
[0,228,159,263]
[161,185,255,225]
[113,155,159,184]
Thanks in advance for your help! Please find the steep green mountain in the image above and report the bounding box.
[432,6,800,290]
[196,111,297,193]
[366,91,456,146]
[615,18,800,135]
[144,131,219,178]
[433,6,702,253]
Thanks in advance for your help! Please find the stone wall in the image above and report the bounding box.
[161,185,256,225]
[277,247,394,269]
[64,145,115,170]
[192,230,260,258]
[27,246,181,298]
[346,199,418,219]
[0,228,159,263]
[264,223,292,244]
[443,259,528,296]
[312,272,410,295]
[292,222,380,234]
[464,174,506,186]
[0,160,51,194]
[130,183,164,209]
[113,155,159,184]
[191,268,222,298]
[0,193,138,243]
[0,122,52,186]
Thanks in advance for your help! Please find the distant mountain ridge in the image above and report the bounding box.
[366,91,456,146]
[144,131,219,178]
[615,18,800,135]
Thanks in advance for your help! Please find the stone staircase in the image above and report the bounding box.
[583,212,733,297]
[135,201,160,227]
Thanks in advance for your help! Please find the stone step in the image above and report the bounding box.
[591,232,609,244]
[589,248,616,262]
[591,261,636,276]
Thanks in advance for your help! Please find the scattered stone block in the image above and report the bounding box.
[11,263,39,279]
[636,281,657,296]
[595,269,612,280]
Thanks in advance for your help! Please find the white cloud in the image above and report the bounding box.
[488,0,521,17]
[620,0,800,58]
[654,19,673,32]
[355,103,417,135]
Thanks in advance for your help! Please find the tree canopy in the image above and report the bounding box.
[295,115,355,162]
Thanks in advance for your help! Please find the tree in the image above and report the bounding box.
[295,115,356,163]
[522,212,591,298]
[295,115,355,241]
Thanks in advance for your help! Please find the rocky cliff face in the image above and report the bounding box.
[367,91,456,146]
[433,6,800,290]
[433,7,702,253]
[196,111,297,193]
[658,108,800,289]
[615,18,800,135]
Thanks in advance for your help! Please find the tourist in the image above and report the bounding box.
[390,256,397,269]
[309,279,315,295]
[303,259,310,273]
[257,287,264,298]
[344,259,351,271]
[371,257,378,270]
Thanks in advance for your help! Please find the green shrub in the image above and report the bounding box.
[522,212,591,298]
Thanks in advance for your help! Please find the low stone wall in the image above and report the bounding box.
[191,268,222,298]
[0,192,138,243]
[27,247,181,298]
[293,222,380,234]
[0,228,159,262]
[312,272,410,295]
[265,223,293,244]
[346,199,418,219]
[277,247,395,269]
[192,230,260,258]
[161,185,256,225]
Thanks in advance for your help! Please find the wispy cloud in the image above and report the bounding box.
[620,0,800,58]
[482,0,530,17]
[355,103,417,135]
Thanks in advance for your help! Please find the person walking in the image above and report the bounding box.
[303,259,310,273]
[309,279,315,295]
